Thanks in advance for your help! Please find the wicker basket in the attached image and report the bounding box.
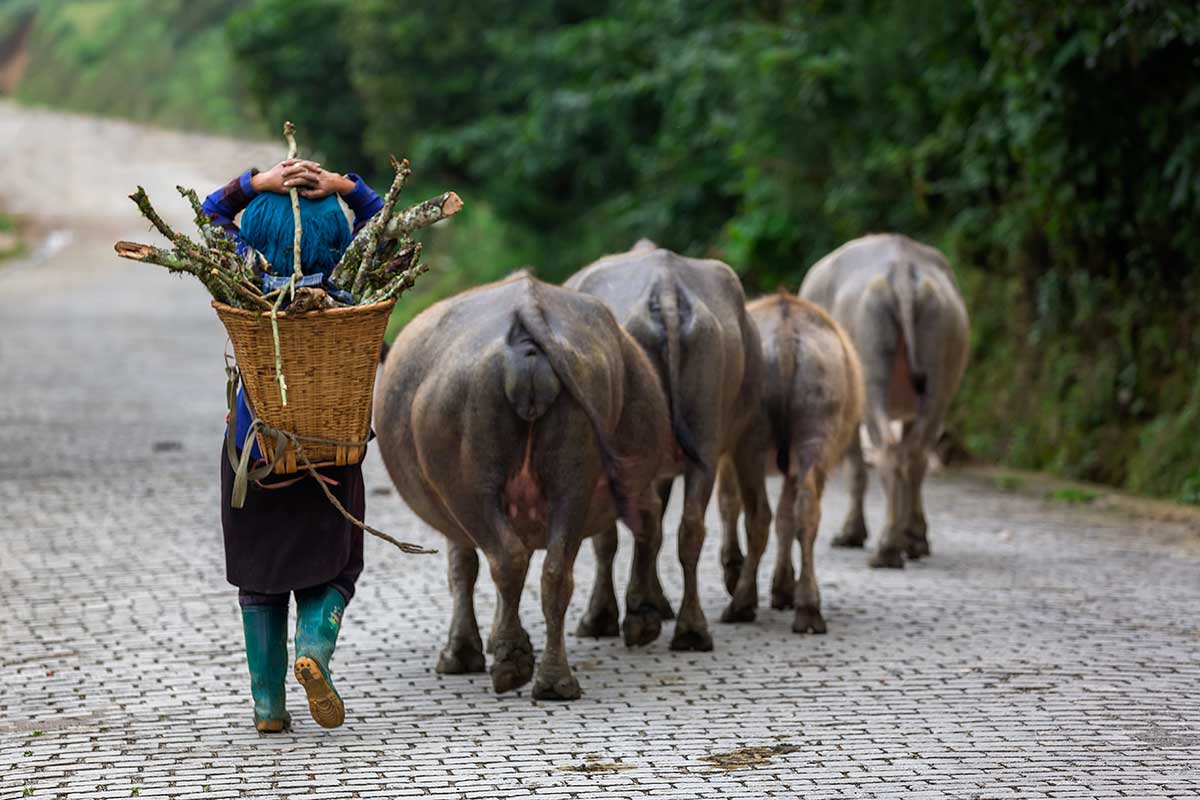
[213,299,395,474]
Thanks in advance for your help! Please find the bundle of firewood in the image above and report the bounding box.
[114,122,462,314]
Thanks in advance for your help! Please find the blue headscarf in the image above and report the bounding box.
[240,192,352,279]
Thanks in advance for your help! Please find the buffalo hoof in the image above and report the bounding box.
[490,634,535,694]
[576,605,620,639]
[669,626,714,652]
[721,554,744,596]
[532,671,582,701]
[832,522,867,548]
[868,547,905,569]
[719,601,756,624]
[651,589,676,621]
[792,606,827,634]
[435,638,486,674]
[622,606,662,648]
[770,575,795,610]
[905,533,931,559]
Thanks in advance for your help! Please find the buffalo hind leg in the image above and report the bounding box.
[793,468,828,633]
[770,476,797,609]
[904,437,930,559]
[671,464,715,652]
[717,458,744,596]
[869,452,909,569]
[720,444,771,623]
[486,544,534,693]
[833,433,868,547]
[623,487,667,647]
[533,519,585,700]
[647,478,675,620]
[577,526,620,638]
[436,542,486,674]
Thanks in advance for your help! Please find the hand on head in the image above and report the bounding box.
[252,160,354,199]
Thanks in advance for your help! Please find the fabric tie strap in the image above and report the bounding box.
[222,361,435,556]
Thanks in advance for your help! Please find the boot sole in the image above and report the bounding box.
[255,716,289,734]
[294,656,344,728]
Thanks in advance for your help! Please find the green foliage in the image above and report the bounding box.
[7,0,256,135]
[1050,487,1099,506]
[228,0,1200,503]
[226,0,367,166]
[8,0,1199,503]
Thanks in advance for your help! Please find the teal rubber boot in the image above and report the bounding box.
[294,586,346,728]
[240,605,291,733]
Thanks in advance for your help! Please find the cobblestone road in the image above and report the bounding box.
[2,102,1199,799]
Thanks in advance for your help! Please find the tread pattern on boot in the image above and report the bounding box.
[254,715,290,734]
[294,656,345,729]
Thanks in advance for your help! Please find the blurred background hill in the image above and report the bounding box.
[1,0,1197,504]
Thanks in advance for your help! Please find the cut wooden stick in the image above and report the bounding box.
[128,187,200,254]
[384,192,463,238]
[364,261,429,305]
[283,121,303,285]
[115,240,238,305]
[350,157,412,298]
[121,144,455,313]
[228,276,274,309]
[332,157,412,292]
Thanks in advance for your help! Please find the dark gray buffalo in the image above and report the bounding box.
[717,293,864,632]
[375,273,671,699]
[799,234,969,568]
[565,240,763,651]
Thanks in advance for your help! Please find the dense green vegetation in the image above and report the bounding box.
[7,1,1198,503]
[0,0,255,134]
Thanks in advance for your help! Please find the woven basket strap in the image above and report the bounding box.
[224,364,289,508]
[222,362,434,556]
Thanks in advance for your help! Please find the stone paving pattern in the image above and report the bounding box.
[1,102,1199,799]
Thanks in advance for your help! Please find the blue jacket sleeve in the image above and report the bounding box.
[201,169,259,256]
[341,173,384,233]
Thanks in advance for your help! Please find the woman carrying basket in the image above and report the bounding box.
[203,159,383,732]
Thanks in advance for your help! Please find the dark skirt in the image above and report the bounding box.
[219,443,364,596]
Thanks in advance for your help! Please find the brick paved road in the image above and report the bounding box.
[2,101,1199,799]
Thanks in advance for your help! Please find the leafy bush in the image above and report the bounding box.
[5,0,254,134]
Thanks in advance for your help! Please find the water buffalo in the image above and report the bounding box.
[716,292,863,632]
[374,272,672,699]
[565,240,763,651]
[799,234,969,568]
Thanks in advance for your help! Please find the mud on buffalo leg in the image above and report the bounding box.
[486,541,534,693]
[577,526,620,638]
[670,463,716,651]
[833,433,869,548]
[623,485,666,647]
[436,542,487,674]
[533,512,585,701]
[720,443,772,624]
[716,457,745,597]
[793,468,828,633]
[770,475,797,610]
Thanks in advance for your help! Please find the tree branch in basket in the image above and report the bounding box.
[384,191,463,238]
[284,120,303,285]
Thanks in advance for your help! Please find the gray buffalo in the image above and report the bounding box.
[375,272,672,699]
[565,240,763,651]
[717,292,864,632]
[799,234,969,568]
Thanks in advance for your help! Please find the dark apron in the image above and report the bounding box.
[219,443,364,595]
